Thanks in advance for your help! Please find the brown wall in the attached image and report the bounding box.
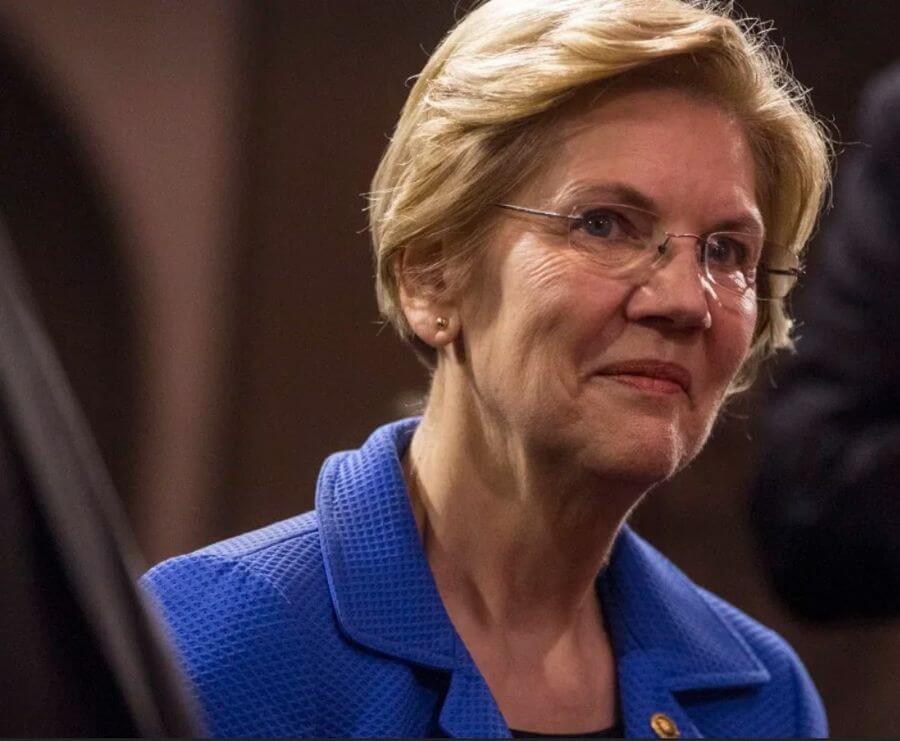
[0,0,242,557]
[218,1,451,537]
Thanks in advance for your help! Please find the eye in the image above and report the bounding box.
[576,207,636,241]
[706,233,752,269]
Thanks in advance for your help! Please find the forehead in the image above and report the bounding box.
[522,87,762,229]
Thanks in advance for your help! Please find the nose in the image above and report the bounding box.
[625,236,713,331]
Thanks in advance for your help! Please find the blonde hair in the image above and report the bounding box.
[369,0,832,390]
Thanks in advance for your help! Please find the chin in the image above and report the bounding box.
[585,446,681,489]
[576,414,702,488]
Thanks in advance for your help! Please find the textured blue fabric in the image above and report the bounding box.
[142,419,827,738]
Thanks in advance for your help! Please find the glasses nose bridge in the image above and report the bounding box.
[654,231,709,271]
[646,231,720,304]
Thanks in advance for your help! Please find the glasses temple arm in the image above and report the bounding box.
[494,203,577,221]
[759,266,803,277]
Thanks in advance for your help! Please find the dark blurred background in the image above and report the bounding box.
[0,1,895,735]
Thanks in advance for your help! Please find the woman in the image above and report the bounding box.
[143,0,831,737]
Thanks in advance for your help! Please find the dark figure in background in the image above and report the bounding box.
[0,223,199,735]
[751,62,900,622]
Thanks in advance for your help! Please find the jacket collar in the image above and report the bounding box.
[316,418,458,670]
[597,531,770,738]
[316,419,770,738]
[599,531,769,692]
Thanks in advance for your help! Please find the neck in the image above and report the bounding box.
[404,363,646,635]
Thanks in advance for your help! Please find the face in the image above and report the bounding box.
[454,87,760,486]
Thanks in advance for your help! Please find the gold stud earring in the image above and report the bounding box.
[435,316,449,330]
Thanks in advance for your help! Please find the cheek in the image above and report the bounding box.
[510,244,573,304]
[485,244,576,339]
[710,298,757,383]
[459,243,569,378]
[735,294,758,356]
[504,249,633,363]
[461,231,634,390]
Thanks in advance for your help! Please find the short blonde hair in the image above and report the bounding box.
[369,0,831,390]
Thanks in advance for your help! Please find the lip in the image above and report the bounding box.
[593,359,692,395]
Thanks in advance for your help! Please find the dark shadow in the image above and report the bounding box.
[0,22,137,502]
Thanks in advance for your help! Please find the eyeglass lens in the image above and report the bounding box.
[568,203,796,299]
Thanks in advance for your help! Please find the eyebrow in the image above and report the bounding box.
[712,214,765,235]
[552,180,765,235]
[553,180,660,214]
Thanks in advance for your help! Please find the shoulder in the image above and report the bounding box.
[693,586,828,737]
[609,530,827,738]
[142,510,327,617]
[141,512,334,736]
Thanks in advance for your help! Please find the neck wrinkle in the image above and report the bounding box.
[405,364,646,635]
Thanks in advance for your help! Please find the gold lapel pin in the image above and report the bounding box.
[650,712,681,739]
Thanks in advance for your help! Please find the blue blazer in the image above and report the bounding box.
[142,419,827,738]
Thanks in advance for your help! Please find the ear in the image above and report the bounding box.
[396,245,460,349]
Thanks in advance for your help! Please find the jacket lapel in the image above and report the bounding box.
[317,419,508,737]
[316,418,455,669]
[317,419,772,739]
[616,649,704,739]
[599,527,771,738]
[438,665,510,738]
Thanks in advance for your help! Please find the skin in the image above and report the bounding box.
[399,87,760,733]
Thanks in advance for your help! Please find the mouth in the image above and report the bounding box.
[593,359,692,396]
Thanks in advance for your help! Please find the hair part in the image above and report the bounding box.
[368,0,832,391]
